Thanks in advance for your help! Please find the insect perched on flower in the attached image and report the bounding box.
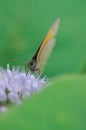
[28,19,60,75]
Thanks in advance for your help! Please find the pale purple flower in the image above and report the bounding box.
[0,88,6,101]
[0,64,47,112]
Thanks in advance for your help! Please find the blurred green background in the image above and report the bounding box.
[0,0,86,130]
[0,0,86,76]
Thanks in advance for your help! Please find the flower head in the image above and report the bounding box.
[0,64,47,112]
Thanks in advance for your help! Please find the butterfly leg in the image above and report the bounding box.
[37,68,41,76]
[25,62,29,74]
[33,67,41,76]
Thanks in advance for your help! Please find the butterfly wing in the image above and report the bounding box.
[36,18,60,72]
[36,38,56,72]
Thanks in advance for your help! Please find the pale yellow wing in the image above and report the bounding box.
[36,38,56,72]
[36,18,60,72]
[37,18,60,61]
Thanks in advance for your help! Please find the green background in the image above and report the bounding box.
[0,0,86,130]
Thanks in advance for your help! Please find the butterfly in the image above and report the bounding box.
[27,18,60,75]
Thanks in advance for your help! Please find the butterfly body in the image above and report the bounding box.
[28,19,60,75]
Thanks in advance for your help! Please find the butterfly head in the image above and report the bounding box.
[28,59,37,71]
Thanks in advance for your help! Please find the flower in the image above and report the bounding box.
[0,64,47,112]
